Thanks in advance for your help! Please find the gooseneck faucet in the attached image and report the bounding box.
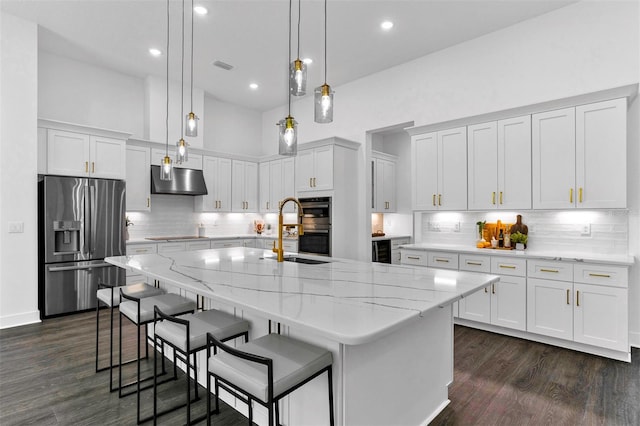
[272,197,304,262]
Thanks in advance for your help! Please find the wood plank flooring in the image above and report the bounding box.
[1,311,638,425]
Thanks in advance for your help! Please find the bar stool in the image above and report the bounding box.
[119,291,197,424]
[153,306,250,424]
[206,332,334,426]
[95,282,165,391]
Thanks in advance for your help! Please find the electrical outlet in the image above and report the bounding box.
[581,224,591,236]
[430,222,440,232]
[453,222,460,232]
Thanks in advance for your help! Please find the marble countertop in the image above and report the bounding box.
[106,248,498,345]
[127,234,296,244]
[371,235,412,242]
[400,243,635,266]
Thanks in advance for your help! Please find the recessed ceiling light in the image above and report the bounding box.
[381,21,394,31]
[149,48,162,57]
[249,83,259,90]
[194,6,208,15]
[302,58,313,65]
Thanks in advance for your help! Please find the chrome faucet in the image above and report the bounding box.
[272,197,304,262]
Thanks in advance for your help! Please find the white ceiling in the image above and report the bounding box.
[2,0,576,112]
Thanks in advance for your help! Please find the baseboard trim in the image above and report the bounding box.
[0,311,41,329]
[629,330,640,348]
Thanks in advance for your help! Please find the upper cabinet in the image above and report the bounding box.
[467,115,531,210]
[295,144,334,192]
[412,127,467,211]
[38,120,130,179]
[371,152,397,213]
[151,147,203,170]
[532,98,626,209]
[125,145,151,211]
[260,158,295,213]
[232,160,258,212]
[195,156,232,212]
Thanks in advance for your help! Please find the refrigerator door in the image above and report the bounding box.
[43,260,125,317]
[88,179,126,259]
[43,176,89,263]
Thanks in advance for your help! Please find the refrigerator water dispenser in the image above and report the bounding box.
[53,220,81,254]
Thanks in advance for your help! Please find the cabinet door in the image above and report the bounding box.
[313,145,334,191]
[467,122,498,210]
[217,158,232,212]
[269,160,283,212]
[576,98,626,209]
[295,149,315,191]
[125,145,151,211]
[459,286,491,324]
[90,136,126,179]
[491,276,526,331]
[375,158,396,212]
[498,115,531,210]
[532,108,575,209]
[412,133,439,210]
[573,283,628,351]
[231,160,246,212]
[281,158,296,212]
[47,129,91,176]
[438,127,467,210]
[259,162,271,212]
[178,153,203,170]
[196,156,218,212]
[244,161,258,212]
[527,278,573,340]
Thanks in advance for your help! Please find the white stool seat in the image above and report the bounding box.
[155,309,250,352]
[208,333,333,403]
[120,293,196,324]
[97,283,164,307]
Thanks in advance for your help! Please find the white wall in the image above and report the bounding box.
[261,1,639,344]
[39,51,145,138]
[203,95,263,156]
[0,13,40,328]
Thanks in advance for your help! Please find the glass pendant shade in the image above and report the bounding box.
[185,112,198,137]
[314,84,334,123]
[278,116,298,156]
[176,138,188,164]
[160,155,173,180]
[289,59,307,96]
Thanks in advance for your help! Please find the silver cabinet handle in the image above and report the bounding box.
[49,263,111,272]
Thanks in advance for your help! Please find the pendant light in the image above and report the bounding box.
[278,0,298,156]
[314,0,334,123]
[185,0,199,137]
[289,0,306,96]
[176,0,189,164]
[160,0,173,181]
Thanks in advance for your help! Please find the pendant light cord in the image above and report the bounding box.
[296,0,301,59]
[165,0,170,157]
[190,0,194,111]
[180,0,185,137]
[288,0,292,115]
[323,0,327,85]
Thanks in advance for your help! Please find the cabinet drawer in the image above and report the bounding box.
[186,241,211,251]
[157,242,187,253]
[126,244,157,255]
[574,264,628,288]
[459,254,491,273]
[211,240,239,249]
[391,238,411,250]
[527,260,572,281]
[400,250,428,267]
[491,257,526,277]
[283,240,298,252]
[427,252,458,270]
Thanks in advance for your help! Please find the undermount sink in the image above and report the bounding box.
[263,256,331,265]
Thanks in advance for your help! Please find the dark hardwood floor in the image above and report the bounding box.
[1,311,638,425]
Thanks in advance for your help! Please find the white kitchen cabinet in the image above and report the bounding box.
[295,144,333,192]
[281,158,295,212]
[400,249,428,267]
[151,148,203,170]
[467,116,531,210]
[157,242,187,253]
[372,153,397,212]
[259,162,271,212]
[125,145,151,211]
[458,254,492,323]
[211,239,242,249]
[185,240,211,251]
[532,98,626,209]
[125,243,157,284]
[45,129,126,179]
[260,158,296,213]
[573,283,627,352]
[232,160,258,212]
[390,238,410,265]
[411,127,467,210]
[427,252,458,270]
[196,156,232,212]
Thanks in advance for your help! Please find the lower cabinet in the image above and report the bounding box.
[125,243,157,284]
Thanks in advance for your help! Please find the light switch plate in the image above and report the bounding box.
[8,222,24,233]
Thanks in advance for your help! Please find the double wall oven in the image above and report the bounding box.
[298,197,331,257]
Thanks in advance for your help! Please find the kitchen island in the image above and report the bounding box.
[106,247,499,425]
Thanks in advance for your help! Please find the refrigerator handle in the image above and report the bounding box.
[90,183,97,254]
[84,185,91,255]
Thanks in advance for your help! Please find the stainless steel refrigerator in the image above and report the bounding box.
[38,175,126,318]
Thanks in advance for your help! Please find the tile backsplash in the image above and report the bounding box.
[125,195,295,239]
[415,210,628,255]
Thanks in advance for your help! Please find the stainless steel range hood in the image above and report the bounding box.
[150,165,208,196]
